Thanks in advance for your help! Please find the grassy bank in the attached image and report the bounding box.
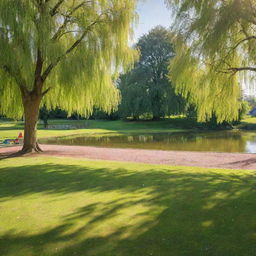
[0,118,193,140]
[0,157,256,256]
[239,116,256,130]
[2,116,256,141]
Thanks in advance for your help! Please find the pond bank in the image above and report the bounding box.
[1,145,256,170]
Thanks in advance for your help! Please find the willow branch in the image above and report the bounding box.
[50,0,65,16]
[51,16,71,41]
[232,36,256,50]
[42,87,51,96]
[42,19,99,81]
[51,1,92,41]
[2,65,29,96]
[222,66,256,74]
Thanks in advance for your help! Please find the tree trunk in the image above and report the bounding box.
[152,115,161,121]
[21,94,43,153]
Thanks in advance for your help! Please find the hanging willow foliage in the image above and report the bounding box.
[166,0,256,123]
[0,0,138,119]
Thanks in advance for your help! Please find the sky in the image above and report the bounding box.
[133,0,172,43]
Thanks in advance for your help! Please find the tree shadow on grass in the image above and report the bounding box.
[0,163,256,255]
[0,151,25,161]
[228,157,256,168]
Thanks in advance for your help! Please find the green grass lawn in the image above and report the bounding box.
[1,157,256,256]
[239,116,256,130]
[2,116,256,142]
[0,118,192,141]
[2,116,256,141]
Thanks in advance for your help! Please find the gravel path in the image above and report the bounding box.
[1,144,256,170]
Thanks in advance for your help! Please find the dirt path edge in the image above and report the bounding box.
[1,144,256,170]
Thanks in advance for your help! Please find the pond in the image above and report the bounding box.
[40,130,256,153]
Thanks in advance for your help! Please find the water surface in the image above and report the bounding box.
[40,131,256,153]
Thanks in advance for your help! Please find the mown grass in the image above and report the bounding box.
[0,157,256,256]
[0,118,192,140]
[239,116,256,130]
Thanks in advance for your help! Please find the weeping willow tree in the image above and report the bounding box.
[166,0,256,123]
[0,0,138,153]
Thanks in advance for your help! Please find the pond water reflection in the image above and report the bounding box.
[40,131,256,153]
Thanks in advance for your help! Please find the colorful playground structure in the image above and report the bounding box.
[0,133,23,145]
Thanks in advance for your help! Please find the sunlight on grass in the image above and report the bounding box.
[0,119,186,140]
[241,116,256,124]
[0,157,256,255]
[201,220,213,228]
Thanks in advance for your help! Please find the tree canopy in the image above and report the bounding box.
[0,0,138,152]
[167,0,256,122]
[0,0,138,119]
[119,26,186,120]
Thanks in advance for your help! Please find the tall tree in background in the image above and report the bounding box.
[119,66,151,120]
[119,26,185,120]
[167,0,256,123]
[0,0,137,153]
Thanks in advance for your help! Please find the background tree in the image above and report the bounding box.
[119,26,186,120]
[167,0,256,123]
[39,106,50,128]
[119,67,151,120]
[0,0,138,152]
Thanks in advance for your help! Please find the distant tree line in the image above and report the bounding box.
[37,26,250,129]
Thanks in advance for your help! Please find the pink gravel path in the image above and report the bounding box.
[1,144,256,170]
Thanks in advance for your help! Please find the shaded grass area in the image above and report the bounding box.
[0,157,256,255]
[0,118,193,140]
